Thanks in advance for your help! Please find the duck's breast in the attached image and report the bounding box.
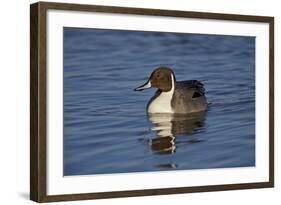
[147,90,174,114]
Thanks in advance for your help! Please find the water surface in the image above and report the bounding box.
[63,28,255,176]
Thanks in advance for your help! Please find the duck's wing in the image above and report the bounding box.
[176,80,205,98]
[172,80,207,113]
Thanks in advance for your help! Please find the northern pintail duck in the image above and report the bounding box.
[134,67,208,114]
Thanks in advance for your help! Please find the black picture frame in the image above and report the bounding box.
[30,1,274,202]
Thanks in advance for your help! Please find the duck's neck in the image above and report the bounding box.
[148,74,175,114]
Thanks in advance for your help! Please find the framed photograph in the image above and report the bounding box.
[30,1,274,202]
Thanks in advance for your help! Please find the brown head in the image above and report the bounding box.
[134,67,176,92]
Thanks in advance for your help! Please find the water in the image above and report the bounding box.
[63,27,255,176]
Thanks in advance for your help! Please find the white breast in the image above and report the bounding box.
[147,74,175,114]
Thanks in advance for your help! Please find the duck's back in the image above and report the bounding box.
[172,80,207,113]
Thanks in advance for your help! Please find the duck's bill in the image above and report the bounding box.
[134,80,151,91]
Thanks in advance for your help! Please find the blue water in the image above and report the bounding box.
[63,27,255,176]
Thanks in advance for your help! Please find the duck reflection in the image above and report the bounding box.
[148,111,206,155]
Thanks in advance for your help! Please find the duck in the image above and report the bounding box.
[134,66,208,114]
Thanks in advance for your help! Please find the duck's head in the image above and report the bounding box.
[134,67,176,92]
